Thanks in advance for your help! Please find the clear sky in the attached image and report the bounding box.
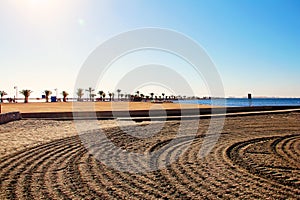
[0,0,299,98]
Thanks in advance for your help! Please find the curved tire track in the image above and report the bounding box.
[1,129,299,199]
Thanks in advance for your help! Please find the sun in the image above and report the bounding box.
[28,0,52,9]
[29,0,49,5]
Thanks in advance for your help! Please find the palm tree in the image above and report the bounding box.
[98,91,104,101]
[20,89,32,103]
[102,93,106,101]
[90,94,96,101]
[108,92,112,101]
[136,91,140,97]
[62,91,69,102]
[117,89,121,101]
[76,88,84,101]
[85,87,95,101]
[112,93,115,101]
[162,93,165,100]
[120,93,124,100]
[150,93,154,100]
[44,90,52,102]
[0,91,7,103]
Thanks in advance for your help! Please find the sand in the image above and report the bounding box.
[0,102,211,113]
[0,112,299,199]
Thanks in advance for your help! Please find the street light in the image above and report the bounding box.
[54,88,58,102]
[14,86,18,103]
[54,88,58,97]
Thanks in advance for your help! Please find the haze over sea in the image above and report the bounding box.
[176,98,300,107]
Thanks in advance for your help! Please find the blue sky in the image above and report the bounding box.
[0,0,299,98]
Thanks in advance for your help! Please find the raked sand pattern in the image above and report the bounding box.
[0,113,299,199]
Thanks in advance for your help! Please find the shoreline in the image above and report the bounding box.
[1,102,300,122]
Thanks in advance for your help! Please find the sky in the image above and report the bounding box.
[0,0,299,98]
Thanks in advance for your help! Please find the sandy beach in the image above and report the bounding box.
[0,112,299,199]
[1,0,299,199]
[0,102,211,113]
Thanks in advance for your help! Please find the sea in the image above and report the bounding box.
[175,98,300,107]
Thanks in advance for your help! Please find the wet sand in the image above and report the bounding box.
[0,112,299,199]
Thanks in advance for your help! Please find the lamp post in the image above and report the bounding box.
[14,86,18,103]
[54,88,58,102]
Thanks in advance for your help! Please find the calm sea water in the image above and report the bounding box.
[175,98,300,107]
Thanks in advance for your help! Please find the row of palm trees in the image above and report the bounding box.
[0,90,33,103]
[43,90,69,103]
[0,87,185,103]
[0,89,69,103]
[75,88,176,102]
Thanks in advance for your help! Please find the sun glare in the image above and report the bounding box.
[29,0,49,6]
[11,0,81,26]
